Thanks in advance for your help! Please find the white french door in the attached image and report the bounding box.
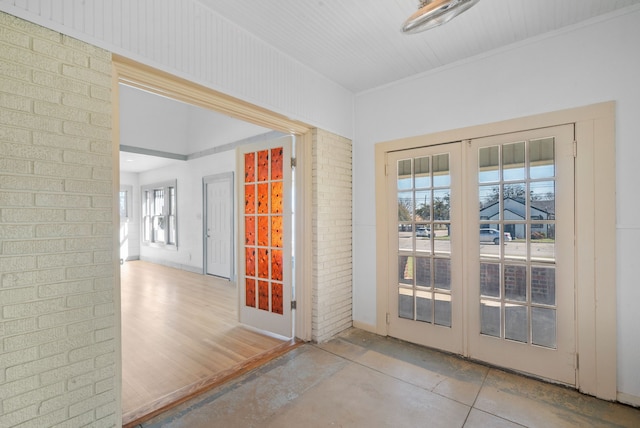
[386,124,576,385]
[204,173,233,279]
[237,136,293,338]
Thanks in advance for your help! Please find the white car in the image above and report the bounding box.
[480,228,511,245]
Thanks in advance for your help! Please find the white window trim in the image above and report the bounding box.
[141,179,178,250]
[375,101,616,401]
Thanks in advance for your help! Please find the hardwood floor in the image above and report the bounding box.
[121,260,296,427]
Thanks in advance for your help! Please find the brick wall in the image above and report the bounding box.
[312,129,352,342]
[0,12,117,427]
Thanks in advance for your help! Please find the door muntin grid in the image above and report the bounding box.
[478,137,558,348]
[397,154,452,327]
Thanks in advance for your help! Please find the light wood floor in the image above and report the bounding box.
[121,260,294,426]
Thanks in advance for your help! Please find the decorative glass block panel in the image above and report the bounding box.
[271,216,283,248]
[246,278,256,308]
[272,250,283,281]
[245,217,255,245]
[257,150,269,182]
[244,152,255,182]
[258,248,269,279]
[258,280,269,311]
[258,216,269,247]
[257,183,269,214]
[245,248,255,276]
[271,182,283,214]
[272,282,283,314]
[245,184,256,214]
[271,147,283,180]
[505,304,528,343]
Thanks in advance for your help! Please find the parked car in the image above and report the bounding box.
[480,228,511,245]
[416,226,431,238]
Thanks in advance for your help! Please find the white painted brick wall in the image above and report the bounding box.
[0,12,117,427]
[312,129,353,342]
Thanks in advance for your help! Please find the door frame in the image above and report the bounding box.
[203,172,235,280]
[375,102,616,400]
[111,59,316,424]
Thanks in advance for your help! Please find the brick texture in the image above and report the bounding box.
[0,12,117,427]
[312,129,353,342]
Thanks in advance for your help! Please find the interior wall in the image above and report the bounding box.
[353,8,640,403]
[0,0,355,139]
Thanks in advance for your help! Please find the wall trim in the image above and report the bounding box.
[375,101,616,401]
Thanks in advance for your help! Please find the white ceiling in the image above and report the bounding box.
[198,0,640,93]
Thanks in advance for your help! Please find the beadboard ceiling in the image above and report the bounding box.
[198,0,640,93]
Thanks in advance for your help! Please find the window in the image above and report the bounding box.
[142,180,177,248]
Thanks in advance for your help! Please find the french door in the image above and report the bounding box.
[386,124,576,385]
[237,136,293,338]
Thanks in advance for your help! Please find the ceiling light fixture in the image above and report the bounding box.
[402,0,480,34]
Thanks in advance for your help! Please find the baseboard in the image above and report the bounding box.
[352,320,377,334]
[139,256,203,275]
[617,392,640,408]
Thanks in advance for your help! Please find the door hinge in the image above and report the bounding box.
[386,313,390,325]
[573,140,578,158]
[291,300,297,310]
[291,157,297,168]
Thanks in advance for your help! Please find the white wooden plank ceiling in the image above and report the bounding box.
[198,0,640,93]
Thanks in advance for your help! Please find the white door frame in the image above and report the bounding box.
[375,102,616,400]
[203,172,234,280]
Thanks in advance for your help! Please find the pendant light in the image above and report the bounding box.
[402,0,480,34]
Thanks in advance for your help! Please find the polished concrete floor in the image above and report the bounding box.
[140,328,640,428]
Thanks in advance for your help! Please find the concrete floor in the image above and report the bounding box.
[140,328,640,427]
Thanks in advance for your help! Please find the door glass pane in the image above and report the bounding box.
[434,294,451,327]
[530,181,554,220]
[504,223,525,260]
[502,142,525,181]
[480,299,500,337]
[505,304,528,343]
[531,224,555,262]
[480,263,500,298]
[480,225,501,259]
[415,190,431,221]
[532,307,557,348]
[432,154,450,187]
[414,157,430,188]
[479,185,499,220]
[415,257,431,287]
[398,256,413,285]
[399,227,414,252]
[504,264,526,302]
[399,288,414,320]
[529,138,555,179]
[531,266,555,305]
[398,191,414,221]
[478,146,499,183]
[416,290,433,323]
[434,259,451,291]
[398,159,412,190]
[433,189,450,221]
[434,223,451,255]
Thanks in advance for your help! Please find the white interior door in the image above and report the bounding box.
[204,173,233,279]
[237,136,293,338]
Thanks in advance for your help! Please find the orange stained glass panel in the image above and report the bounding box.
[258,216,269,247]
[271,216,283,248]
[257,150,269,182]
[258,248,269,279]
[271,182,283,214]
[257,183,269,214]
[258,280,269,311]
[272,250,283,281]
[246,278,256,308]
[244,152,255,183]
[245,216,256,245]
[271,282,283,315]
[245,247,255,276]
[245,184,256,214]
[271,147,283,180]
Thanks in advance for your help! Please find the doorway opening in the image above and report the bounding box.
[114,56,313,426]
